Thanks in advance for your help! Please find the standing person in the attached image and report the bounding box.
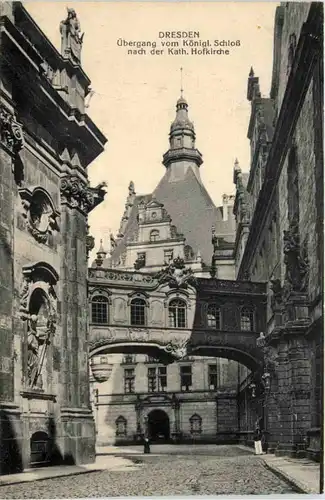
[143,416,150,454]
[254,422,263,455]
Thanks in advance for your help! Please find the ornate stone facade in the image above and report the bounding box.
[0,4,106,474]
[234,3,323,460]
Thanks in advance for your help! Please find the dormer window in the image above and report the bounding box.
[150,230,160,242]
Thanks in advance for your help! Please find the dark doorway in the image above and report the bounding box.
[30,431,50,467]
[148,409,170,442]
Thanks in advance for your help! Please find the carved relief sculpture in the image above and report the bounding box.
[163,340,189,360]
[155,257,197,289]
[60,8,84,63]
[19,187,60,244]
[283,219,309,295]
[0,105,24,155]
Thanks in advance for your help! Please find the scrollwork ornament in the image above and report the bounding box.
[163,340,189,360]
[0,106,24,155]
[154,257,198,289]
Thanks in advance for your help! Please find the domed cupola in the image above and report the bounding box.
[163,93,203,169]
[170,95,195,133]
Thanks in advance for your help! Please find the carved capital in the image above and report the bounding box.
[60,176,106,215]
[0,106,24,156]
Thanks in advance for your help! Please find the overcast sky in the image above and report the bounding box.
[25,1,278,257]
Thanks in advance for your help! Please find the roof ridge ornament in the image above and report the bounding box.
[60,7,84,64]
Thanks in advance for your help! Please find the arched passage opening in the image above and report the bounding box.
[148,409,170,442]
[30,431,50,467]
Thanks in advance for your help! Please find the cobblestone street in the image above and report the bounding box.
[0,446,296,498]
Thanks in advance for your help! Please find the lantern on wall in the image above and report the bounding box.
[249,382,256,399]
[90,355,113,382]
[261,371,271,391]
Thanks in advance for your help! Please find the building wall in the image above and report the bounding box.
[90,354,240,445]
[0,3,106,473]
[234,2,323,459]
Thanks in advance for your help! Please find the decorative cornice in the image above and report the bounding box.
[162,147,203,168]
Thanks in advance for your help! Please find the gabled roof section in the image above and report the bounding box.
[107,194,152,265]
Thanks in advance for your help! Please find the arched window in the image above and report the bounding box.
[115,416,127,437]
[189,414,202,435]
[150,229,160,242]
[240,307,255,331]
[91,295,109,324]
[169,299,187,328]
[130,298,146,326]
[206,304,221,329]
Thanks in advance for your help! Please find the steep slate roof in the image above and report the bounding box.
[153,167,236,264]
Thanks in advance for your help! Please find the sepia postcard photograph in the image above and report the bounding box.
[0,0,323,498]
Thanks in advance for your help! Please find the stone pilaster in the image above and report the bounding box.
[59,175,96,464]
[171,395,180,442]
[0,99,24,472]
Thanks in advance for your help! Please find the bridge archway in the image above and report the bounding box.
[89,339,263,373]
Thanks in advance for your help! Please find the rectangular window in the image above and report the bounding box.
[123,355,135,364]
[148,367,156,392]
[180,365,192,391]
[147,356,160,363]
[208,364,218,390]
[147,366,167,392]
[164,249,174,263]
[158,366,167,391]
[137,252,146,266]
[124,368,135,394]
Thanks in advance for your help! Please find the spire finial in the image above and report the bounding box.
[180,67,183,97]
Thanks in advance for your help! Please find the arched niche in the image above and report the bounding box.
[19,262,59,390]
[19,186,60,244]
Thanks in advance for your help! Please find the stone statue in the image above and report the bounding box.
[283,220,309,293]
[128,181,136,197]
[27,314,47,389]
[60,8,84,63]
[26,292,57,389]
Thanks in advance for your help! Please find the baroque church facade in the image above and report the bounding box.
[0,3,106,473]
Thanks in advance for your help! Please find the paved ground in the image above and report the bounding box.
[0,445,297,498]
